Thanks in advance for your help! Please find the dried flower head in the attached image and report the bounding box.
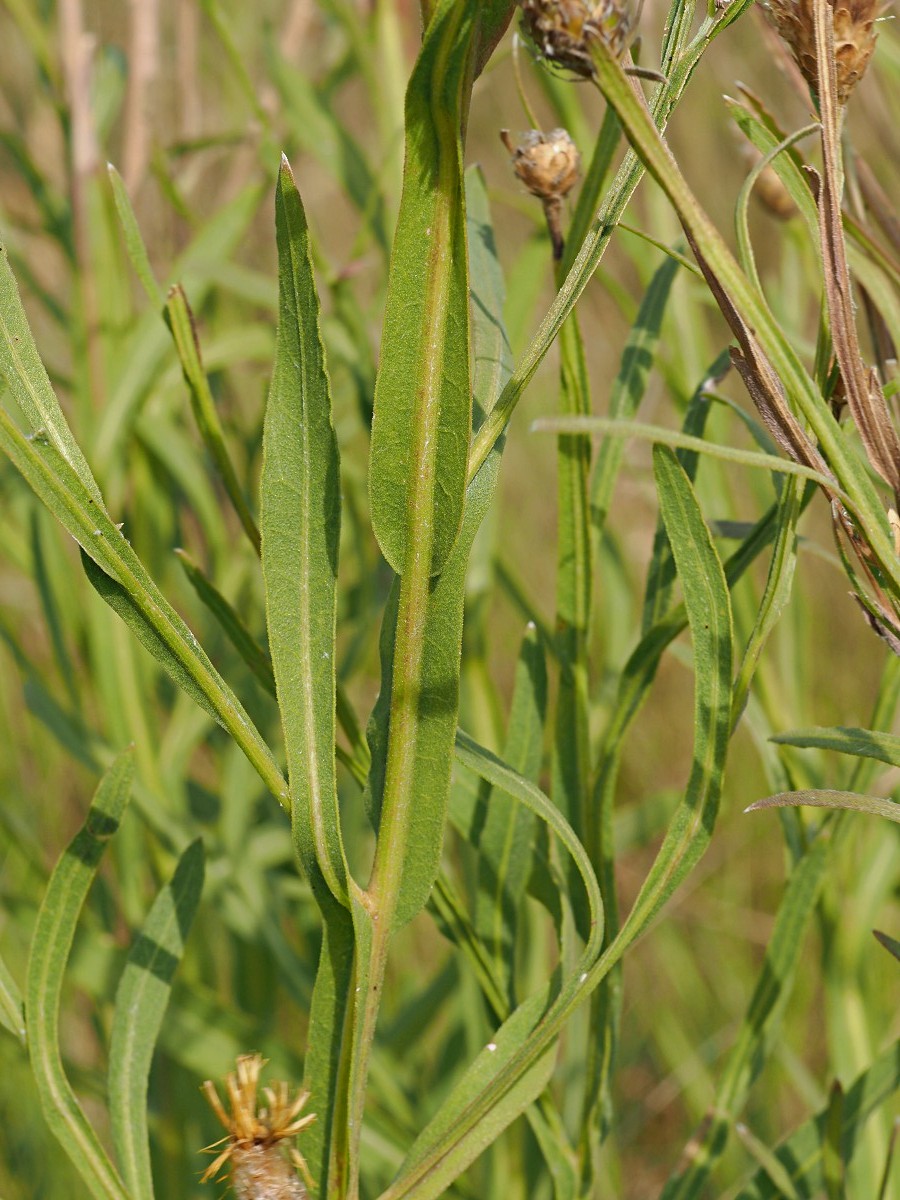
[500,128,581,201]
[765,0,879,102]
[500,127,581,260]
[520,0,633,76]
[201,1054,315,1200]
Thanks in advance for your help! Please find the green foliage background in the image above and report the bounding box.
[0,1,898,1198]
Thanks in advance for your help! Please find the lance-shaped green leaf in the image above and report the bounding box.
[26,751,134,1200]
[368,0,474,576]
[107,163,164,309]
[0,408,287,805]
[261,156,349,905]
[108,839,205,1200]
[260,160,365,1196]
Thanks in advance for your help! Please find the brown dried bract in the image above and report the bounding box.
[764,0,879,102]
[201,1054,315,1200]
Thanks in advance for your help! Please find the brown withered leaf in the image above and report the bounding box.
[814,0,900,504]
[683,226,837,492]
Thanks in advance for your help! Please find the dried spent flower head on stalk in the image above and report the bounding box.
[520,0,634,76]
[500,128,581,201]
[764,0,880,102]
[501,127,581,261]
[201,1054,315,1200]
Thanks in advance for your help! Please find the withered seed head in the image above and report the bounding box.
[500,128,582,201]
[520,0,634,76]
[201,1054,315,1200]
[764,0,879,103]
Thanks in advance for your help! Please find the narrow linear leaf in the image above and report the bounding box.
[26,751,134,1200]
[534,415,847,497]
[590,255,680,536]
[109,839,205,1200]
[166,283,262,555]
[611,445,733,940]
[176,549,276,698]
[746,790,900,822]
[771,726,900,769]
[735,1122,801,1199]
[642,352,729,633]
[107,163,164,309]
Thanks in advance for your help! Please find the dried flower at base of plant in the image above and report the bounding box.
[764,0,879,103]
[520,0,634,75]
[201,1054,315,1200]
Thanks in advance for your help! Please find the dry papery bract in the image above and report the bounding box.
[201,1054,315,1200]
[764,0,880,102]
[519,0,634,74]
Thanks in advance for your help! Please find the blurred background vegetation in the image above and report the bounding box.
[0,1,897,1196]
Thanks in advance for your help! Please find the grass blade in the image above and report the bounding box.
[26,751,134,1200]
[108,838,205,1200]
